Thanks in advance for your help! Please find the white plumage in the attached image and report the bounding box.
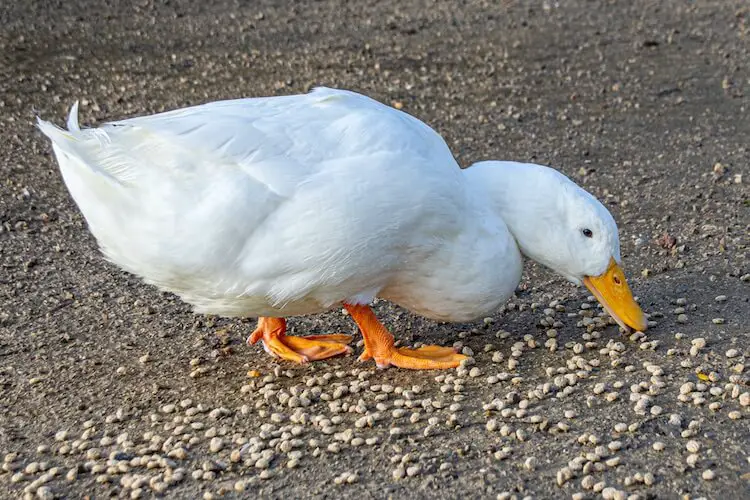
[38,88,523,321]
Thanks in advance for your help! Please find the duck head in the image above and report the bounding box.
[467,161,647,332]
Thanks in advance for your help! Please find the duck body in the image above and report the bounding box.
[39,88,522,323]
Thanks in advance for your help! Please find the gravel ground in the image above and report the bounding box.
[1,0,749,499]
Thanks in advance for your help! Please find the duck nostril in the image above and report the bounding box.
[613,276,621,285]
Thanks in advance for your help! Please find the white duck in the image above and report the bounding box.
[38,87,646,370]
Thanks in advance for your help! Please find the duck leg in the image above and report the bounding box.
[344,304,467,370]
[248,317,352,363]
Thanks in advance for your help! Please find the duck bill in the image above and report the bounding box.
[583,258,647,332]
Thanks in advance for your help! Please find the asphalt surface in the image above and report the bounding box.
[1,1,749,499]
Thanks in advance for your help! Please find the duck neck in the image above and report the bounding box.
[463,160,568,273]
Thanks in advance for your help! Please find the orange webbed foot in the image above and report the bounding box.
[248,317,352,364]
[345,304,466,370]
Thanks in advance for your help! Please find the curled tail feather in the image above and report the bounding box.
[66,101,80,131]
[37,103,140,186]
[36,101,80,141]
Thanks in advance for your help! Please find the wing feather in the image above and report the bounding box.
[38,87,464,316]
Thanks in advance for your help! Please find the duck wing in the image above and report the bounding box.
[38,88,464,315]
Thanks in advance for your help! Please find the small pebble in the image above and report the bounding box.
[36,487,54,500]
[686,441,700,453]
[209,438,223,453]
[392,466,405,480]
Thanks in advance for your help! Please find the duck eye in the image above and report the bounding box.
[582,228,593,238]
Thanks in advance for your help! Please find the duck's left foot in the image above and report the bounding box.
[360,344,466,369]
[248,317,352,364]
[344,304,467,370]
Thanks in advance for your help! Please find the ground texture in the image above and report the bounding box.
[0,0,749,499]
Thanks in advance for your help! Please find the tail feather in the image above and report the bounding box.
[37,105,131,185]
[36,117,75,149]
[67,101,80,131]
[36,102,80,143]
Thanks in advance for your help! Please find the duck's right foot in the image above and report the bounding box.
[248,317,352,364]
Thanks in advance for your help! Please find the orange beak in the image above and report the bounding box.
[583,257,647,332]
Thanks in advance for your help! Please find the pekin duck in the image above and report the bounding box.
[38,87,647,370]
